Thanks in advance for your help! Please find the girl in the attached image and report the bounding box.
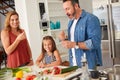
[36,36,62,68]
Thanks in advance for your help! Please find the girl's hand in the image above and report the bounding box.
[39,62,46,68]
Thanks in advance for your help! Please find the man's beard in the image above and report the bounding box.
[71,10,76,19]
[67,8,76,20]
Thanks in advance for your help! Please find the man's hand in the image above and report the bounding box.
[58,31,66,41]
[61,40,75,49]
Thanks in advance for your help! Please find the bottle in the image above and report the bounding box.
[81,53,91,80]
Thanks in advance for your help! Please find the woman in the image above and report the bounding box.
[1,11,33,68]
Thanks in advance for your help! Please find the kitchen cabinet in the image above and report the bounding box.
[38,0,69,61]
[111,0,120,3]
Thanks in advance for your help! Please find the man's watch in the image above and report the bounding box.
[75,42,79,49]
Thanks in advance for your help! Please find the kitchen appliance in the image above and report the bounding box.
[93,0,120,69]
[39,3,45,20]
[39,20,49,29]
[101,25,108,40]
[39,20,50,36]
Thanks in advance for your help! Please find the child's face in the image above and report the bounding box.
[43,40,52,52]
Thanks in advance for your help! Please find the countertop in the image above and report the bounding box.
[12,65,100,80]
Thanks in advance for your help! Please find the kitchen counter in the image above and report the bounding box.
[12,65,100,80]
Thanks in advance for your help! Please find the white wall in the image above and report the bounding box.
[79,0,93,13]
[14,0,42,62]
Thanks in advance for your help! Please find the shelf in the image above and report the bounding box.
[49,15,66,18]
[50,28,67,32]
[48,9,65,17]
[100,24,107,27]
[101,40,109,42]
[47,0,64,18]
[48,0,62,3]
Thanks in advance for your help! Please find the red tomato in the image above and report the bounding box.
[26,75,36,80]
[26,76,31,80]
[43,69,52,74]
[43,69,49,74]
[31,75,36,79]
[53,66,61,75]
[16,78,21,80]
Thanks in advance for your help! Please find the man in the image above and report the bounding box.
[59,0,102,69]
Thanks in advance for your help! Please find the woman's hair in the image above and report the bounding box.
[42,36,57,54]
[4,11,21,31]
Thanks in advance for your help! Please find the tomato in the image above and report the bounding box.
[31,75,36,79]
[16,78,21,80]
[26,76,31,80]
[43,69,52,74]
[26,75,36,80]
[53,66,61,75]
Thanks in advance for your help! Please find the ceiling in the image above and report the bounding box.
[0,0,15,16]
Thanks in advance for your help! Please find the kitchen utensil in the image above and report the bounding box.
[90,70,100,79]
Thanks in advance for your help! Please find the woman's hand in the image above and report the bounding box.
[27,60,34,66]
[16,31,26,41]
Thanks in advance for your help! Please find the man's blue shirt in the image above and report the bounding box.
[67,10,102,69]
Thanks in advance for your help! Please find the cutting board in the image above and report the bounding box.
[53,71,75,78]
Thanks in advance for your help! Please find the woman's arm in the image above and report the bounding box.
[1,30,23,55]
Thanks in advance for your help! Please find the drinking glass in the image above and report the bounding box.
[0,69,13,80]
[114,64,120,80]
[6,69,13,79]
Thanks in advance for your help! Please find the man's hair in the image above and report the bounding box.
[63,0,80,7]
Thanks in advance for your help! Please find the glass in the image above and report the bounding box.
[0,69,13,80]
[114,65,120,80]
[56,21,61,29]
